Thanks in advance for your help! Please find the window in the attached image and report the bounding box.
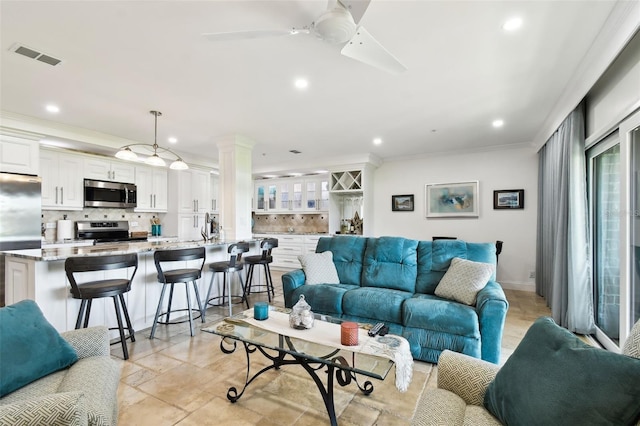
[588,110,640,350]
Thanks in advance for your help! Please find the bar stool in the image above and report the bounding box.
[244,238,278,302]
[65,253,138,360]
[205,242,250,317]
[150,247,206,339]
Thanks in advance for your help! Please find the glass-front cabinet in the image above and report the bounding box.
[279,180,303,211]
[254,175,329,213]
[304,177,329,211]
[254,181,277,212]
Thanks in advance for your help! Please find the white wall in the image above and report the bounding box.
[371,145,538,291]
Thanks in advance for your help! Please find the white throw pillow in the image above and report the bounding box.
[434,257,495,305]
[298,251,340,285]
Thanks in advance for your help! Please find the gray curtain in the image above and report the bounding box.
[536,102,595,334]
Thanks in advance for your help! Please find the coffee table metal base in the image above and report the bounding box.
[220,336,374,426]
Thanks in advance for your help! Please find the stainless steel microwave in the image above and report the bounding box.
[84,179,137,208]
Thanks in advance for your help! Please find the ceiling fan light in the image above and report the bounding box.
[313,6,356,43]
[146,153,166,167]
[115,147,138,161]
[170,159,189,170]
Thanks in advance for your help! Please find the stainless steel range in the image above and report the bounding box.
[76,221,147,243]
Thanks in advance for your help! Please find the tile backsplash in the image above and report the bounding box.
[252,213,329,234]
[42,209,166,241]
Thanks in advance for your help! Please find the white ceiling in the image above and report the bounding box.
[0,1,623,176]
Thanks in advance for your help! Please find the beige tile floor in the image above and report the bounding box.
[114,271,551,425]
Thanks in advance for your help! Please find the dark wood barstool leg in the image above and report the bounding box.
[83,299,93,328]
[238,271,249,309]
[76,300,87,329]
[245,264,255,298]
[119,293,135,342]
[166,283,175,324]
[112,295,129,360]
[265,263,274,302]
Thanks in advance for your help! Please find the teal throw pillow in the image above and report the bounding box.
[0,300,78,397]
[484,316,640,425]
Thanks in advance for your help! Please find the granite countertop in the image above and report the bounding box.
[2,238,254,262]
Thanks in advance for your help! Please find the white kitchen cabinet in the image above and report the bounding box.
[173,169,209,214]
[40,149,84,210]
[0,135,39,175]
[278,179,303,211]
[254,180,277,213]
[176,213,207,240]
[165,168,210,239]
[304,176,330,211]
[84,156,135,183]
[135,165,167,212]
[254,175,329,214]
[303,234,325,253]
[210,174,219,213]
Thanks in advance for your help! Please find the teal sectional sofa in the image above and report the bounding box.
[282,236,509,364]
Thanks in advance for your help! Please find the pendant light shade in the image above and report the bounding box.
[146,153,166,167]
[170,159,189,170]
[115,110,189,170]
[115,146,138,161]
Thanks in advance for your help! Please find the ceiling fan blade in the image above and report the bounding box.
[202,29,307,42]
[340,26,407,74]
[338,0,371,24]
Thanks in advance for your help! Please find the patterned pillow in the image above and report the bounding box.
[623,319,640,358]
[298,251,340,285]
[434,257,494,305]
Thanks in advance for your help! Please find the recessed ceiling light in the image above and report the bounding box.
[492,119,504,128]
[168,137,178,144]
[373,137,383,145]
[45,104,60,113]
[294,78,308,90]
[502,17,522,31]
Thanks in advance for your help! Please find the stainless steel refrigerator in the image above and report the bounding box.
[0,172,42,250]
[0,172,42,306]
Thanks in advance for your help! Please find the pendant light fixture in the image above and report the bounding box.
[115,110,189,170]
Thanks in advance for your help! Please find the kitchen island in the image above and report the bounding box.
[3,238,261,334]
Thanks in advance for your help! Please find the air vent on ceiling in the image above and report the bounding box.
[9,43,62,66]
[289,149,302,154]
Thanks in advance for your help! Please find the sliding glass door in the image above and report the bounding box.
[588,109,640,350]
[589,136,620,344]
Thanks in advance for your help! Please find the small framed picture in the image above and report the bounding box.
[493,189,525,209]
[392,194,414,211]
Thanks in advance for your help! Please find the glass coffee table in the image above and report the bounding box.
[202,308,395,426]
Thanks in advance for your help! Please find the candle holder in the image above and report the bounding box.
[253,302,269,321]
[341,321,359,346]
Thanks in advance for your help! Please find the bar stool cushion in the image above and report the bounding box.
[209,261,244,273]
[160,268,202,283]
[0,300,78,397]
[244,254,273,265]
[73,278,132,299]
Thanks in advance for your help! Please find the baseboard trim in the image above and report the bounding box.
[499,281,536,292]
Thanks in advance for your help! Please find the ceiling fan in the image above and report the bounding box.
[202,0,406,74]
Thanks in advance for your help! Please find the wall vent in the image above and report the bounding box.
[9,43,62,66]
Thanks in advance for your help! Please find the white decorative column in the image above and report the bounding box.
[217,135,254,241]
